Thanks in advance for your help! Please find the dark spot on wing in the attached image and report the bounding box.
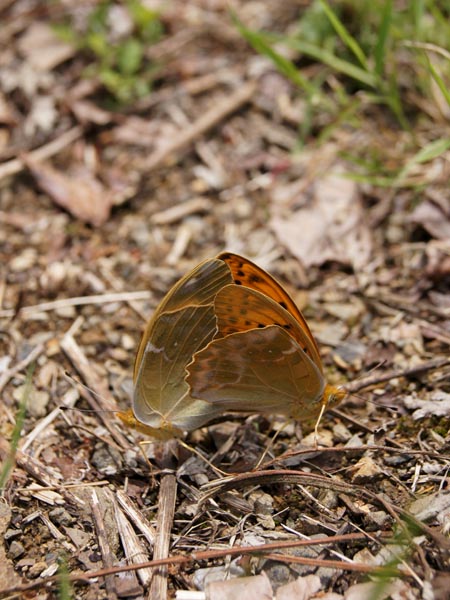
[279,301,288,309]
[248,274,263,284]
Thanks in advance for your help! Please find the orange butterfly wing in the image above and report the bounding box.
[217,252,322,369]
[212,284,320,366]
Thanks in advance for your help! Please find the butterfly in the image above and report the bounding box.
[118,252,345,439]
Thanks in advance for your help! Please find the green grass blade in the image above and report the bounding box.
[426,56,450,106]
[57,555,73,600]
[0,364,33,492]
[319,0,368,70]
[235,20,315,95]
[288,38,378,88]
[397,137,450,182]
[374,0,393,78]
[410,0,425,38]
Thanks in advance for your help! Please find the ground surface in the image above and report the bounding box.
[0,2,449,599]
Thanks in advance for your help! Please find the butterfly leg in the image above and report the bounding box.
[313,403,327,449]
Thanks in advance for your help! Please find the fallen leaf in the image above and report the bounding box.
[276,574,321,600]
[409,199,450,240]
[403,391,450,419]
[270,173,372,269]
[409,491,450,523]
[108,116,178,148]
[23,156,114,226]
[350,455,383,483]
[17,22,75,71]
[24,95,58,136]
[70,100,113,126]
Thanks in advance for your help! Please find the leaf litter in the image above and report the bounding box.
[0,1,449,599]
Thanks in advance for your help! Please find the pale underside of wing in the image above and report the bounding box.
[213,284,322,367]
[187,325,326,421]
[133,304,224,432]
[134,258,233,380]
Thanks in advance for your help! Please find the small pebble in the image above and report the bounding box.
[8,540,25,559]
[28,560,48,578]
[49,507,74,527]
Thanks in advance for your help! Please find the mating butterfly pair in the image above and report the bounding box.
[118,253,345,438]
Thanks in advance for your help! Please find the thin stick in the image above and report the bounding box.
[0,343,44,394]
[114,502,151,588]
[149,442,178,600]
[0,290,152,319]
[116,489,157,547]
[0,531,405,598]
[344,356,450,394]
[144,81,256,171]
[0,437,81,507]
[91,490,118,600]
[60,331,131,450]
[0,126,83,181]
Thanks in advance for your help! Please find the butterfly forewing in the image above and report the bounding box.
[213,284,322,367]
[186,325,326,420]
[218,252,322,370]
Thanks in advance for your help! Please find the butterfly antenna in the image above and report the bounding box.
[63,370,104,399]
[61,371,117,414]
[366,359,387,374]
[255,421,288,470]
[177,439,228,478]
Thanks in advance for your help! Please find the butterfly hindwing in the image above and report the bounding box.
[186,325,325,421]
[134,258,232,380]
[133,258,233,432]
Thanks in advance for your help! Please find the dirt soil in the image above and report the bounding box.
[0,2,449,599]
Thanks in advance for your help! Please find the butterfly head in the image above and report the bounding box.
[323,384,346,409]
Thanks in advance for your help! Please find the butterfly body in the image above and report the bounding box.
[119,253,345,438]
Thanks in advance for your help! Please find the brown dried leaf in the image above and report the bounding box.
[70,100,113,126]
[409,199,450,240]
[23,156,113,226]
[17,22,75,71]
[109,116,178,148]
[350,455,383,483]
[270,174,372,268]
